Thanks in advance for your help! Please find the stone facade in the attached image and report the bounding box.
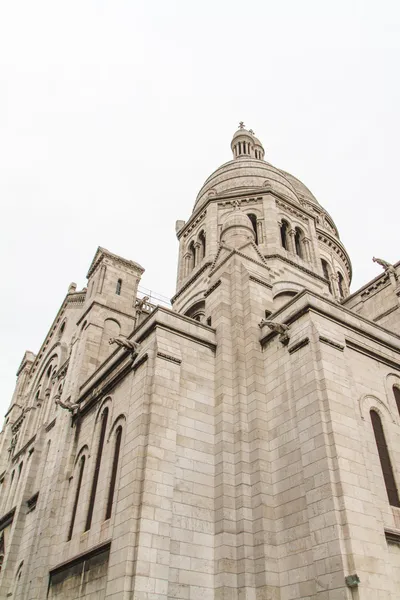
[1,126,400,599]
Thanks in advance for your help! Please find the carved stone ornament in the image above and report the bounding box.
[259,320,290,345]
[55,398,80,416]
[109,335,141,358]
[373,257,397,278]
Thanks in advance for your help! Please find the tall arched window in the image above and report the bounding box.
[280,220,289,250]
[85,408,109,531]
[294,228,303,258]
[105,426,122,520]
[393,387,400,417]
[247,214,258,244]
[337,272,345,299]
[188,241,196,271]
[68,455,86,540]
[321,259,332,294]
[199,230,206,261]
[116,279,122,296]
[370,410,400,507]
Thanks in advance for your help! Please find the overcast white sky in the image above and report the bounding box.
[1,0,399,415]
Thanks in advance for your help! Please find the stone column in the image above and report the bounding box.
[257,218,264,244]
[194,242,201,266]
[303,237,312,262]
[288,229,296,254]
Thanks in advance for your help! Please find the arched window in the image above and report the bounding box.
[294,228,303,258]
[370,410,400,507]
[280,220,289,250]
[393,387,400,417]
[105,426,122,520]
[116,279,122,296]
[68,455,85,540]
[85,408,109,531]
[337,272,345,299]
[247,214,258,244]
[184,301,206,323]
[321,259,332,294]
[188,241,196,271]
[58,320,66,339]
[199,230,206,261]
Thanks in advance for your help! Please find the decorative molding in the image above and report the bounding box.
[172,261,212,304]
[182,210,207,239]
[132,353,149,371]
[249,275,273,290]
[156,352,182,365]
[346,339,400,371]
[288,337,310,354]
[12,435,36,463]
[204,280,222,298]
[276,198,308,223]
[317,232,352,278]
[45,418,56,432]
[319,336,345,351]
[264,253,327,283]
[217,196,262,207]
[50,540,111,578]
[373,305,398,323]
[87,247,144,279]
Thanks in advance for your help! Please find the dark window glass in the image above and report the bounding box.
[294,229,303,258]
[68,456,85,540]
[393,387,400,417]
[105,427,122,520]
[85,408,109,530]
[116,279,122,296]
[370,410,400,507]
[280,221,288,250]
[321,260,332,294]
[338,272,345,299]
[248,214,258,244]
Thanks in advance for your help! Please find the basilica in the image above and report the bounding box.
[1,125,400,599]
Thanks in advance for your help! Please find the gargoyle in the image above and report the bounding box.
[259,320,290,344]
[109,335,140,357]
[373,257,397,278]
[56,398,80,415]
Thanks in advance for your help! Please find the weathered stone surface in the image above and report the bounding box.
[0,127,400,599]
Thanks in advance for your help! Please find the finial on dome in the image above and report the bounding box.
[231,124,265,161]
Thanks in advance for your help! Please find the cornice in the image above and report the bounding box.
[12,434,36,463]
[204,280,222,298]
[181,210,207,239]
[87,247,144,279]
[50,540,112,577]
[171,261,212,304]
[343,260,400,304]
[373,305,398,323]
[260,289,400,353]
[264,253,327,283]
[76,300,136,327]
[317,231,352,279]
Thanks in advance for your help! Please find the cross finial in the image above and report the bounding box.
[238,121,245,129]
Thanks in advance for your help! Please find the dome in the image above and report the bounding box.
[194,125,320,212]
[194,158,318,211]
[220,205,256,246]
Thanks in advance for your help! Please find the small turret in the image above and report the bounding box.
[231,122,265,160]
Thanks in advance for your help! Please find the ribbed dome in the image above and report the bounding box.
[194,158,320,211]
